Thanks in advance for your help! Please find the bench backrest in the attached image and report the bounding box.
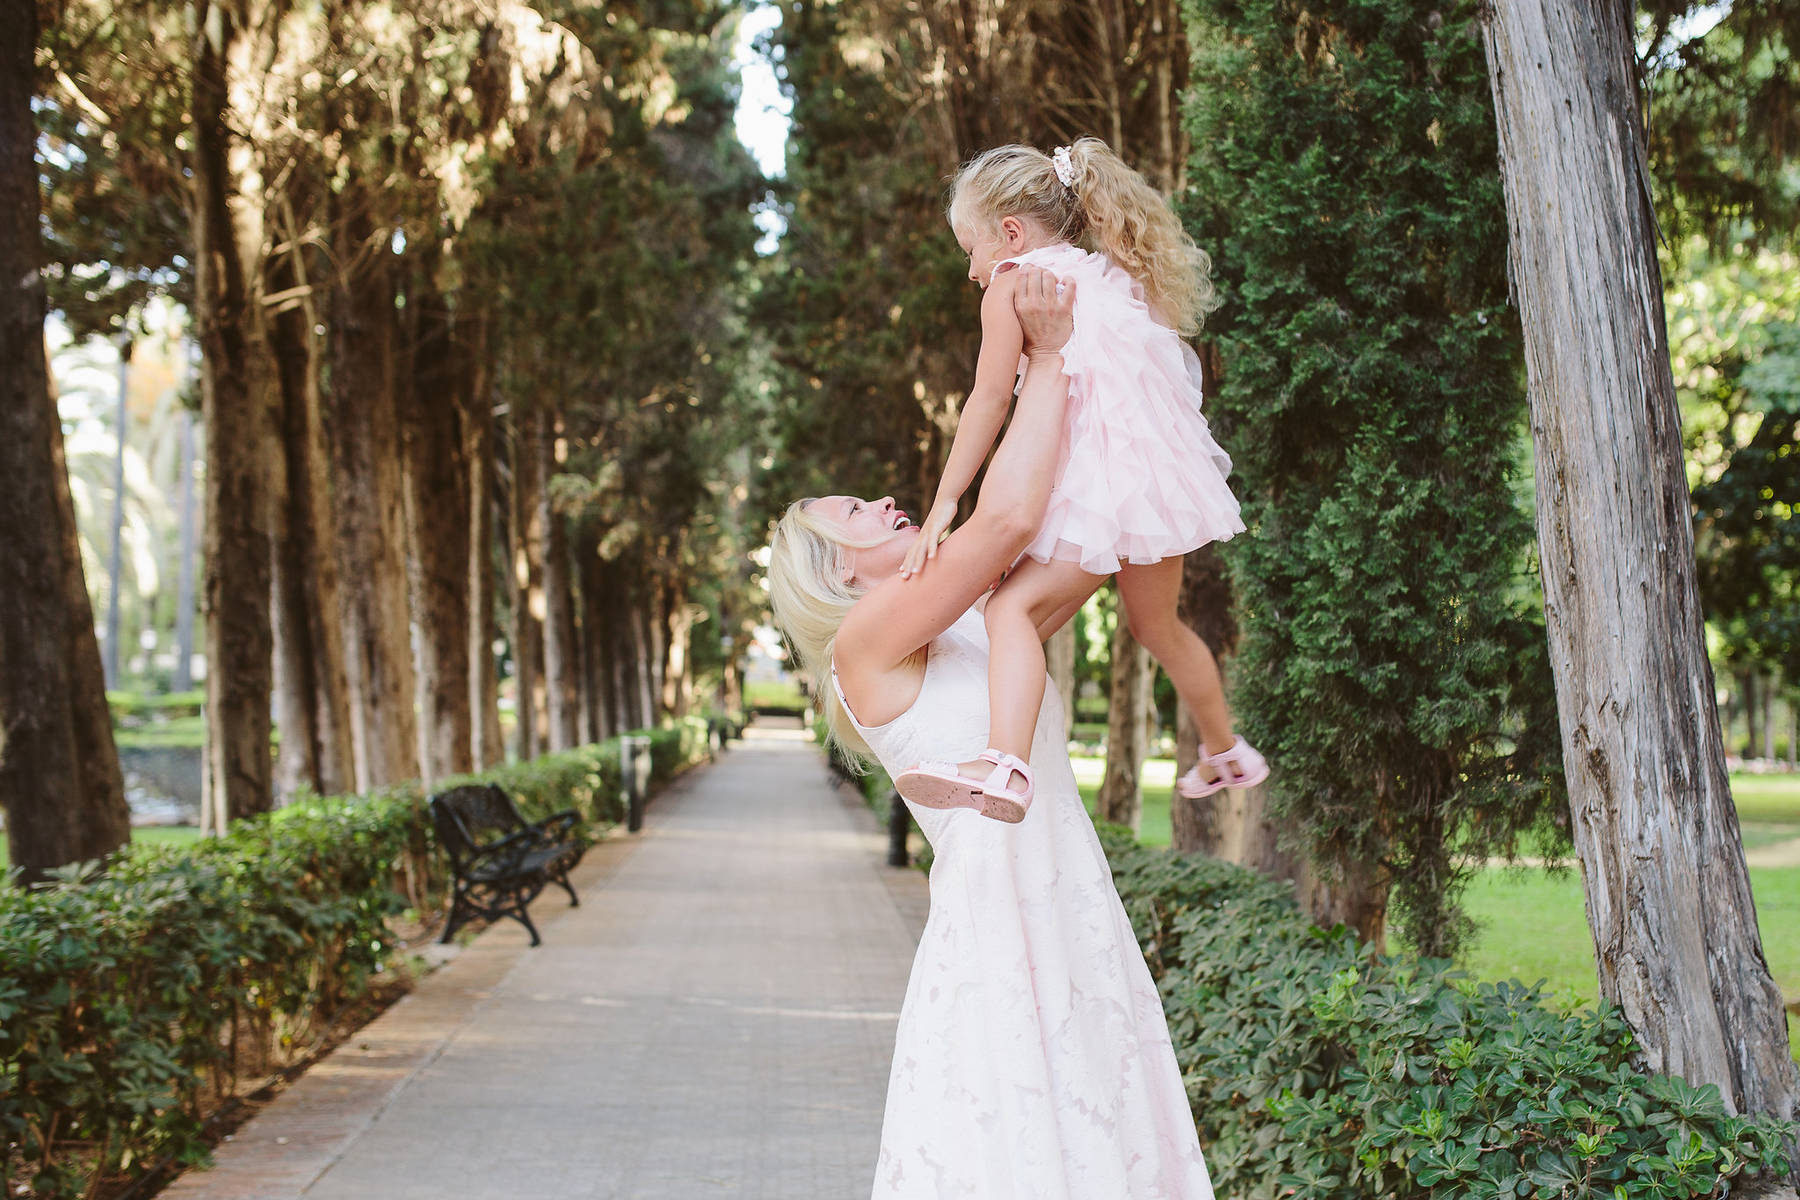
[429,784,526,868]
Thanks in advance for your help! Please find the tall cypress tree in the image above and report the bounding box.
[1179,0,1563,953]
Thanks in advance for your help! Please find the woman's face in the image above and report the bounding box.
[807,495,916,585]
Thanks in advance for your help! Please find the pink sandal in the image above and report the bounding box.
[896,749,1034,824]
[1176,737,1269,799]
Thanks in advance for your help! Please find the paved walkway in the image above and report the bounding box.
[164,721,928,1200]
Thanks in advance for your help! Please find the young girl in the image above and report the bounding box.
[895,138,1267,820]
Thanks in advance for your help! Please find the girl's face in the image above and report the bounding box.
[954,214,1036,287]
[806,495,915,585]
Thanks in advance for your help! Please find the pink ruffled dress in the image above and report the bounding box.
[1000,243,1244,575]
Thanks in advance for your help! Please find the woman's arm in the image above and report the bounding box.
[928,274,1027,510]
[841,269,1074,672]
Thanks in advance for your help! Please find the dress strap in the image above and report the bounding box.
[828,660,866,728]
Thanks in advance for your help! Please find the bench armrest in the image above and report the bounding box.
[529,809,581,843]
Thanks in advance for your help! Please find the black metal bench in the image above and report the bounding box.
[429,784,587,947]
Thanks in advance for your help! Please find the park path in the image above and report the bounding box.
[161,720,928,1200]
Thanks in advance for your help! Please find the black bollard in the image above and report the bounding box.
[887,791,911,867]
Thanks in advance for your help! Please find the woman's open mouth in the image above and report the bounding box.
[894,511,911,530]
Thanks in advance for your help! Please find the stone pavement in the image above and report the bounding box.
[162,720,928,1200]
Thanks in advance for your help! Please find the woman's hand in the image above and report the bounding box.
[1013,265,1075,355]
[900,498,957,579]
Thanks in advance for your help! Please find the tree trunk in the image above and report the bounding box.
[1096,616,1152,831]
[575,526,607,742]
[194,1,275,832]
[104,339,130,687]
[465,358,503,768]
[661,571,696,720]
[1778,690,1792,773]
[508,403,543,760]
[1482,0,1800,1158]
[1046,624,1076,739]
[174,405,199,692]
[48,378,133,862]
[1,13,132,876]
[326,194,417,790]
[1743,669,1761,759]
[631,587,656,730]
[1763,674,1777,767]
[538,412,579,750]
[268,251,353,800]
[401,259,473,783]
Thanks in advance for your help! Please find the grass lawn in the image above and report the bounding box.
[1071,754,1174,847]
[1070,757,1800,1050]
[0,824,202,873]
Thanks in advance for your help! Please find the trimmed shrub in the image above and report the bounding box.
[0,719,711,1200]
[1101,838,1795,1199]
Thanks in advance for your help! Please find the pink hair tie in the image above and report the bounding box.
[1052,145,1076,189]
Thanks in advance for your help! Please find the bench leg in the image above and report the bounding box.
[507,898,543,947]
[440,888,475,944]
[554,868,579,907]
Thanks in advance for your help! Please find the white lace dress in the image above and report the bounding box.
[835,608,1215,1199]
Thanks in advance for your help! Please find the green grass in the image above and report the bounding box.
[745,679,807,712]
[1070,756,1800,1049]
[1730,772,1800,824]
[0,825,202,872]
[1072,755,1174,847]
[112,715,207,750]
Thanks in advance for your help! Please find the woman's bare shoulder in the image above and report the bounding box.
[833,600,929,728]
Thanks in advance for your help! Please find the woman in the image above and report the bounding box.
[767,267,1214,1198]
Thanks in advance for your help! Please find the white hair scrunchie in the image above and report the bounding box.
[1052,145,1076,189]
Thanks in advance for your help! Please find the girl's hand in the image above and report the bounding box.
[900,501,957,579]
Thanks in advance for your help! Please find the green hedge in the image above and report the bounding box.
[0,718,711,1200]
[1097,828,1795,1199]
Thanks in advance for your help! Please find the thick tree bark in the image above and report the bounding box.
[465,361,503,768]
[538,413,579,750]
[2,14,132,876]
[401,260,473,783]
[1096,616,1152,831]
[193,1,275,832]
[326,194,417,789]
[1483,0,1799,1162]
[268,253,353,800]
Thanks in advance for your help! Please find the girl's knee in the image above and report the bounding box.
[985,589,1028,628]
[1123,606,1176,651]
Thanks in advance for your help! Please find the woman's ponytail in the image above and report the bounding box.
[1065,137,1218,335]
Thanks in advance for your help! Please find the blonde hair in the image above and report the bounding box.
[765,498,880,767]
[947,137,1219,335]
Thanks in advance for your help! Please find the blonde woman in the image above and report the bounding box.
[895,140,1266,820]
[768,267,1214,1198]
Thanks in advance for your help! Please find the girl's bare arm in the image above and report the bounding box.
[843,270,1075,671]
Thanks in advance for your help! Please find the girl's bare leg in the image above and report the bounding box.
[1034,593,1087,643]
[1116,556,1236,782]
[971,559,1106,785]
